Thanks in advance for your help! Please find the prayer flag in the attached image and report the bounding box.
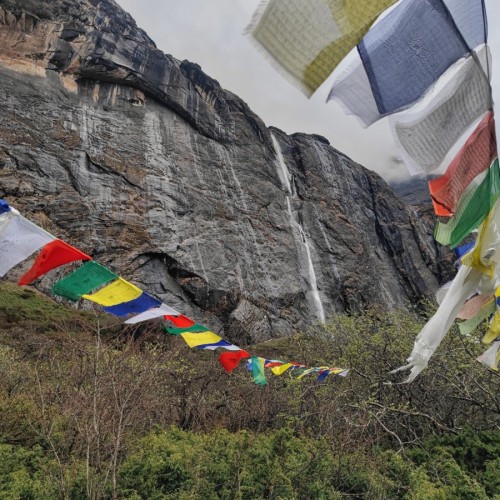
[250,356,268,385]
[297,367,319,380]
[390,53,492,176]
[483,312,500,344]
[0,214,55,277]
[180,331,222,348]
[81,277,142,306]
[458,299,496,335]
[271,362,293,375]
[458,294,494,320]
[165,324,209,335]
[460,205,498,276]
[477,341,500,371]
[195,340,241,351]
[103,292,161,317]
[264,359,284,368]
[328,0,486,125]
[0,199,10,214]
[430,113,497,216]
[316,368,347,381]
[454,241,476,259]
[434,159,500,248]
[219,350,250,372]
[358,0,472,116]
[248,0,396,96]
[52,261,117,301]
[124,303,179,324]
[18,239,91,285]
[164,314,196,327]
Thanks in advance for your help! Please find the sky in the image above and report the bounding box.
[116,0,500,183]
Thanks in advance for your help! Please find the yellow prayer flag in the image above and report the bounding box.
[249,0,396,96]
[462,207,496,277]
[483,312,500,344]
[181,331,222,348]
[271,363,293,375]
[329,368,346,375]
[81,277,142,306]
[297,368,315,380]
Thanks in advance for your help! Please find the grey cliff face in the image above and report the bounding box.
[0,0,452,342]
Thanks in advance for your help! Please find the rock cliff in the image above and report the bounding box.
[0,0,452,342]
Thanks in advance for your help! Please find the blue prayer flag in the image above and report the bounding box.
[0,199,10,215]
[103,292,161,317]
[454,240,475,259]
[358,0,472,116]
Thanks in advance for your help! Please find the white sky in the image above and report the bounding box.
[116,0,500,183]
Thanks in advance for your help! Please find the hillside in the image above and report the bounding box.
[0,282,499,497]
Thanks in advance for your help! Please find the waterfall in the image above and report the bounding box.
[271,133,326,323]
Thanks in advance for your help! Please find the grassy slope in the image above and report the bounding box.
[0,282,499,498]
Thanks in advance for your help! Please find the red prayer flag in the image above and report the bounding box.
[18,239,91,285]
[219,350,250,373]
[429,113,497,217]
[163,314,196,327]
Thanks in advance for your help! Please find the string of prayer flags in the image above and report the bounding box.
[52,261,117,301]
[0,199,348,385]
[18,239,92,285]
[250,357,268,385]
[434,159,500,248]
[124,303,179,324]
[429,112,497,216]
[219,350,251,373]
[103,292,161,317]
[248,0,498,380]
[247,0,396,96]
[0,214,55,278]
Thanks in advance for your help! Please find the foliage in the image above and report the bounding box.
[0,283,499,498]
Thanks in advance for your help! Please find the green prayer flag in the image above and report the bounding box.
[251,356,268,385]
[458,300,496,336]
[164,324,209,335]
[434,159,500,248]
[52,261,117,301]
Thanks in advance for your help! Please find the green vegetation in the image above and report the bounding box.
[0,282,499,499]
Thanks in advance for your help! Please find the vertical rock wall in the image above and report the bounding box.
[0,0,449,342]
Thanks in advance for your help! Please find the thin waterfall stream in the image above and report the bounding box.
[271,133,326,323]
